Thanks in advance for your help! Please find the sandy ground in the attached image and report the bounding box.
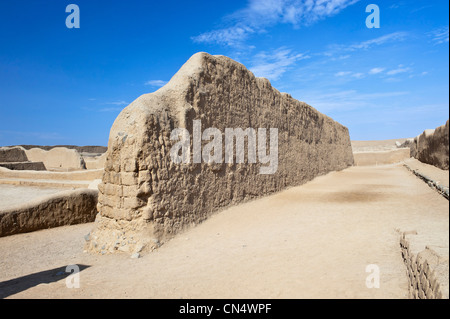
[0,163,448,299]
[0,185,69,210]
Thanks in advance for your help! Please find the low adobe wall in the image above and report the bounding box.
[86,52,354,255]
[0,162,46,171]
[0,189,98,237]
[400,231,448,299]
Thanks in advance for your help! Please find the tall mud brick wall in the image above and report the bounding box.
[86,52,354,255]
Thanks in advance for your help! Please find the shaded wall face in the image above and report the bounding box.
[89,54,354,254]
[414,120,449,170]
[0,147,28,163]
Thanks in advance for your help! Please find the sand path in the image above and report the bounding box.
[0,164,448,299]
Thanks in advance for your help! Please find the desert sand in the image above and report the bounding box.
[0,185,68,210]
[1,162,448,299]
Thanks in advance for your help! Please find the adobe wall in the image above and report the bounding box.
[401,120,449,170]
[25,147,86,170]
[84,153,107,170]
[0,189,98,237]
[0,162,46,171]
[415,121,449,170]
[400,231,449,299]
[0,146,46,171]
[86,52,354,255]
[0,146,28,162]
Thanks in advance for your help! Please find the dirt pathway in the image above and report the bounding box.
[0,164,448,298]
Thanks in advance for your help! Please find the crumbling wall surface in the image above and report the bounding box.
[86,52,354,255]
[0,146,29,162]
[0,189,98,237]
[415,121,449,170]
[25,147,86,170]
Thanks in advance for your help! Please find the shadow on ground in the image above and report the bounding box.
[0,264,90,298]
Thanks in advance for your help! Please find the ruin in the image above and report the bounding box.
[25,147,86,171]
[0,146,46,171]
[86,52,354,255]
[399,120,449,170]
[414,120,449,170]
[0,188,98,237]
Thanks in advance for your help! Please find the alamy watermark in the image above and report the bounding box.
[365,264,380,288]
[65,4,80,29]
[366,4,380,29]
[170,120,278,174]
[65,264,80,288]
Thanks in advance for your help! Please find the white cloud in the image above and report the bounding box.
[410,5,433,13]
[334,71,364,79]
[346,32,408,51]
[144,80,168,87]
[323,32,408,60]
[386,66,411,75]
[103,100,129,106]
[298,89,409,113]
[192,0,360,46]
[384,77,402,83]
[280,0,360,26]
[330,65,411,80]
[335,71,351,77]
[330,54,351,61]
[249,48,310,81]
[98,107,123,112]
[369,67,385,74]
[191,25,255,47]
[428,26,449,44]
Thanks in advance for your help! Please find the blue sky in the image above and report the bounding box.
[0,0,448,146]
